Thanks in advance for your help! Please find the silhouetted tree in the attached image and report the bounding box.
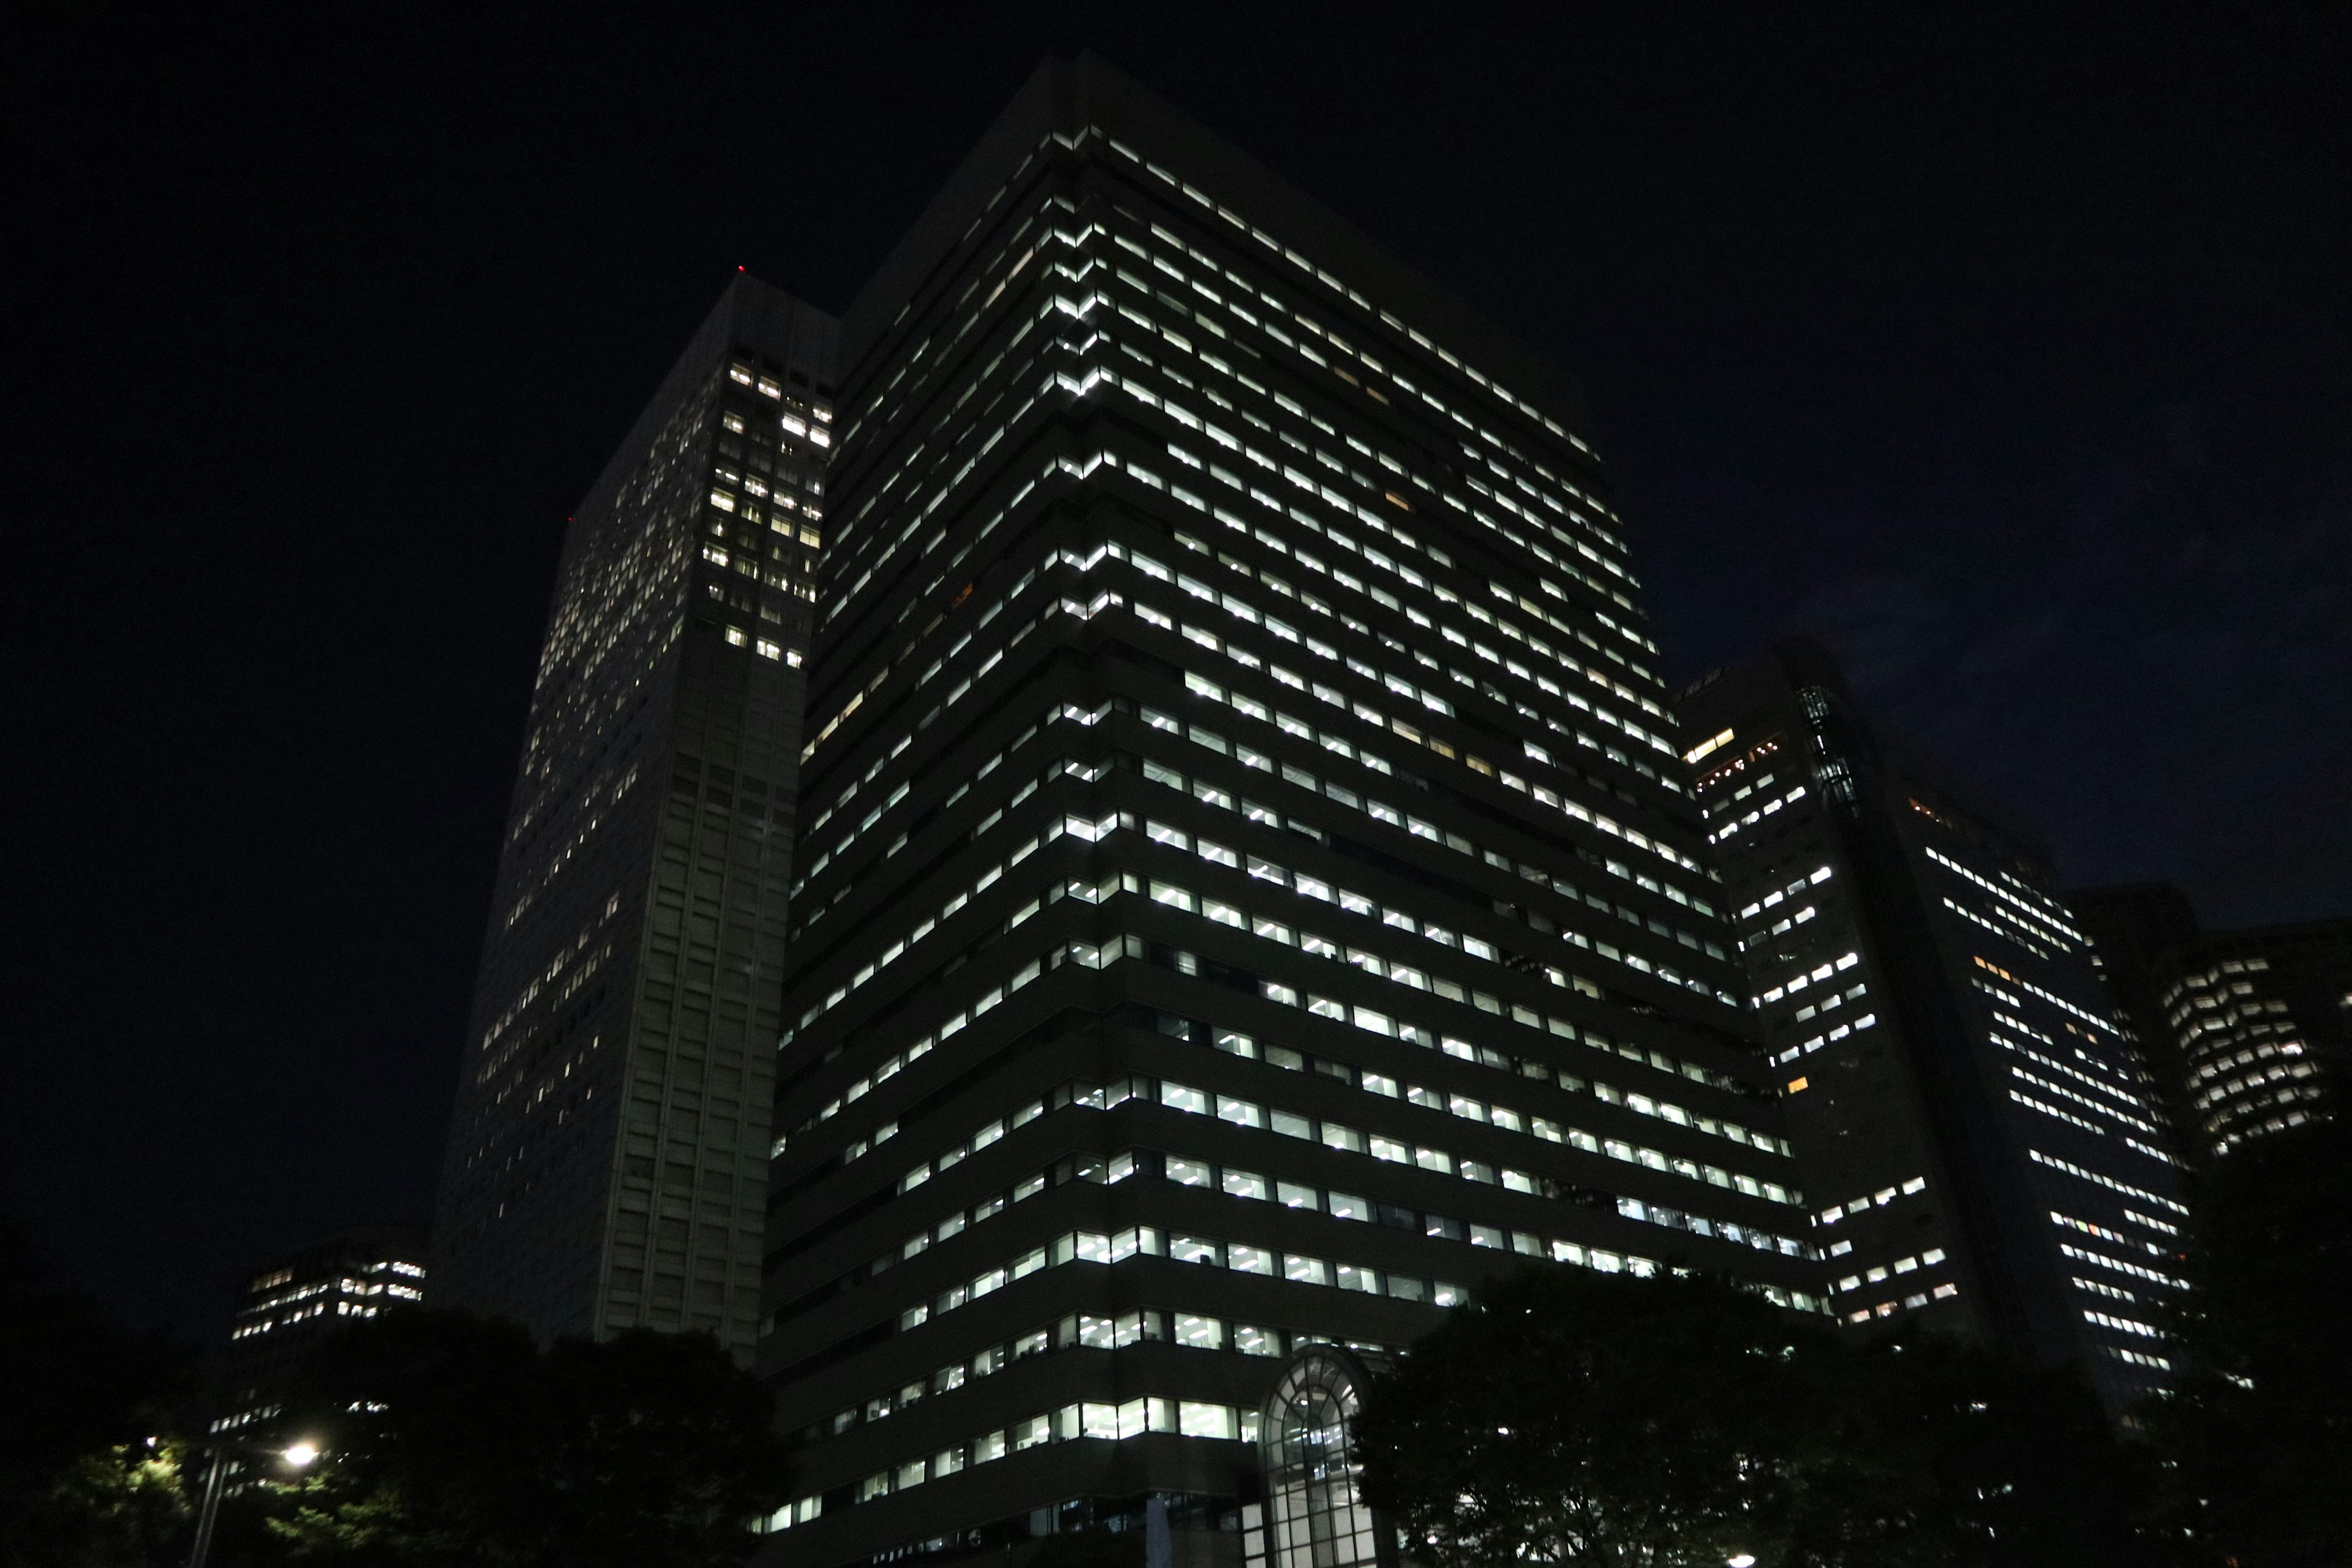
[258,1309,791,1567]
[1781,1326,2143,1566]
[1356,1265,1824,1567]
[2147,1120,2352,1567]
[0,1220,197,1568]
[1356,1262,2142,1567]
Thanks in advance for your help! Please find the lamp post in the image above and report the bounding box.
[186,1434,318,1568]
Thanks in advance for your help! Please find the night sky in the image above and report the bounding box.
[9,4,2347,1343]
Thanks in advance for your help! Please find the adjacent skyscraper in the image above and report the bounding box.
[2075,884,2349,1158]
[756,57,1823,1567]
[432,277,837,1357]
[1681,639,2185,1411]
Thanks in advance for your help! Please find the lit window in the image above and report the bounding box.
[1235,1324,1283,1357]
[1179,1402,1238,1439]
[1175,1314,1224,1349]
[1166,1157,1213,1188]
[1171,1235,1221,1265]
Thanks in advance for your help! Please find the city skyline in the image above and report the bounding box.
[10,7,2346,1344]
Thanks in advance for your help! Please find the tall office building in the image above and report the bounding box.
[432,277,837,1357]
[758,57,1824,1567]
[1681,639,2185,1411]
[2075,885,2350,1157]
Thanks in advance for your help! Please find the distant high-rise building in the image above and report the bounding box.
[216,1226,426,1435]
[755,56,1823,1568]
[1680,638,2185,1411]
[432,277,838,1358]
[2075,885,2350,1158]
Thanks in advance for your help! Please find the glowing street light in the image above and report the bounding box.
[188,1438,325,1568]
[1728,1556,1758,1567]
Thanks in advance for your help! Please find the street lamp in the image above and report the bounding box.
[1728,1556,1758,1567]
[186,1436,322,1568]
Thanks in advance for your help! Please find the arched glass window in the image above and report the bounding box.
[1254,1345,1393,1568]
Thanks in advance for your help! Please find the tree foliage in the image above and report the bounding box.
[0,1220,195,1568]
[256,1309,791,1568]
[2146,1120,2352,1567]
[1355,1263,2139,1568]
[1782,1327,2141,1566]
[1355,1267,1822,1567]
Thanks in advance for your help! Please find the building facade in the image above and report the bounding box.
[1681,639,2185,1410]
[2076,885,2350,1158]
[755,56,1824,1568]
[215,1226,428,1436]
[2156,922,2349,1155]
[432,277,837,1357]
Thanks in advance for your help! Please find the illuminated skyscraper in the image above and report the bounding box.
[1681,638,2185,1411]
[432,277,837,1358]
[755,57,1821,1566]
[2149,922,2349,1154]
[2075,884,2350,1158]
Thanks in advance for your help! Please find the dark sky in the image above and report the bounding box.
[9,3,2346,1343]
